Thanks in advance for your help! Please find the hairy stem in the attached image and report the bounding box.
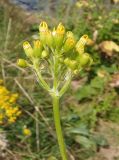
[33,61,50,91]
[52,95,67,160]
[59,74,72,97]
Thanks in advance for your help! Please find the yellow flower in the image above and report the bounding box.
[23,128,31,136]
[16,110,22,116]
[8,117,16,123]
[0,82,21,125]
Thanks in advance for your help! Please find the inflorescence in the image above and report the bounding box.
[18,21,93,96]
[0,80,21,125]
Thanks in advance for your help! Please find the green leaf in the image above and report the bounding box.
[92,134,109,147]
[75,85,97,100]
[48,156,58,160]
[75,135,96,149]
[67,125,89,136]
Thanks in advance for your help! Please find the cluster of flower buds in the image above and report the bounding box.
[17,21,93,75]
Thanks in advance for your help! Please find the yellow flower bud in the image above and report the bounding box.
[17,59,28,68]
[39,21,53,47]
[76,35,89,54]
[23,41,33,57]
[46,30,53,47]
[40,29,53,46]
[41,50,49,58]
[66,31,74,38]
[52,23,65,48]
[33,40,42,58]
[39,21,48,32]
[56,23,65,35]
[63,37,76,52]
[34,40,41,48]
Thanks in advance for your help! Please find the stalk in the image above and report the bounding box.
[52,95,67,160]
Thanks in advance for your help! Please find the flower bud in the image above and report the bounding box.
[17,59,28,68]
[63,37,76,52]
[81,53,93,66]
[57,23,65,35]
[52,23,65,48]
[23,41,33,57]
[64,58,70,66]
[33,40,42,58]
[46,30,53,47]
[64,58,77,70]
[41,50,49,58]
[66,31,74,38]
[39,21,49,44]
[39,21,48,32]
[79,53,91,66]
[76,35,88,54]
[68,60,77,70]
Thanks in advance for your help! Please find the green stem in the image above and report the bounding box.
[36,70,50,91]
[52,95,67,160]
[33,61,50,91]
[53,55,58,90]
[59,75,72,97]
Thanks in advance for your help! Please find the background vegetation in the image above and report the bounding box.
[0,0,119,159]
